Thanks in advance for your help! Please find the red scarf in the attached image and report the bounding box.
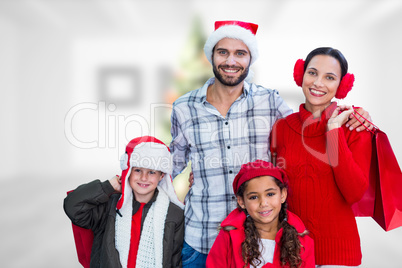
[127,203,145,267]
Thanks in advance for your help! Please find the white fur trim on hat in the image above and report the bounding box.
[130,142,172,175]
[204,25,259,66]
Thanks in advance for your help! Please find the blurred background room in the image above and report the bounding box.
[1,0,401,267]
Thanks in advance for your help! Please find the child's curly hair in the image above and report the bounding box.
[237,178,307,268]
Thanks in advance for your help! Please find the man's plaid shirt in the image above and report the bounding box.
[170,77,292,254]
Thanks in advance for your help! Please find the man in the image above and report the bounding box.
[170,20,369,267]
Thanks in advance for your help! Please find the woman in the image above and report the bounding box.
[270,47,372,267]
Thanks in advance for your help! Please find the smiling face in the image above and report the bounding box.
[302,55,342,114]
[128,167,164,203]
[237,176,287,232]
[212,37,251,87]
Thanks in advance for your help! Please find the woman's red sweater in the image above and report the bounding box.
[270,103,372,266]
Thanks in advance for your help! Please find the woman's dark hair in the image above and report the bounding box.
[237,178,306,268]
[304,47,348,79]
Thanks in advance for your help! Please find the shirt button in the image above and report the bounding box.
[229,170,233,174]
[225,122,228,125]
[232,196,236,200]
[227,146,231,149]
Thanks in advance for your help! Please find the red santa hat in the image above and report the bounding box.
[204,20,259,66]
[117,136,183,210]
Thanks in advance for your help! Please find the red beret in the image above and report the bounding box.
[233,160,288,194]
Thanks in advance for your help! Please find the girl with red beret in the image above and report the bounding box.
[206,160,315,268]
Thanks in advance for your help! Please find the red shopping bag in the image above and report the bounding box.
[350,135,377,217]
[67,191,94,268]
[350,110,402,231]
[372,130,402,231]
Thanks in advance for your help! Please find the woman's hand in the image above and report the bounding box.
[327,105,354,131]
[109,175,122,193]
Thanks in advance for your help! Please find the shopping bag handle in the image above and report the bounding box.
[351,106,379,134]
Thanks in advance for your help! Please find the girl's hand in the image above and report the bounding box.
[109,175,122,193]
[327,105,354,131]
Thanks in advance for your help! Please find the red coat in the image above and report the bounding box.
[206,208,315,268]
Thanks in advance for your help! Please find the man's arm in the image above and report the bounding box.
[170,106,190,179]
[273,89,293,121]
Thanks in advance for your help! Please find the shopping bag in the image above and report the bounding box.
[371,130,402,231]
[350,135,377,217]
[350,109,402,231]
[67,190,94,268]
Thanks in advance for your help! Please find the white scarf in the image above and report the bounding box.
[115,188,170,268]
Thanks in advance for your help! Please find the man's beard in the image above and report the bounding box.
[212,63,249,87]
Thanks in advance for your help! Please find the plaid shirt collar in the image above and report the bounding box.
[199,77,250,105]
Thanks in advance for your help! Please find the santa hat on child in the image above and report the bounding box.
[115,136,183,268]
[204,20,259,66]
